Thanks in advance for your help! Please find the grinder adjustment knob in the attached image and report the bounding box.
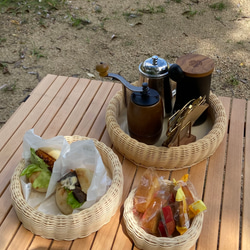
[96,62,109,77]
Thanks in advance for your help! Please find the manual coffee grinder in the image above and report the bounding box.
[96,62,164,145]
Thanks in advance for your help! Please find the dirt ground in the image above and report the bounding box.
[0,0,249,128]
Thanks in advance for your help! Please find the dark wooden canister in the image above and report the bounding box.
[174,54,214,124]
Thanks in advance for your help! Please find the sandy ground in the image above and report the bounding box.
[0,0,249,128]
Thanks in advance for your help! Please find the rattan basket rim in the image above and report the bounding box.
[106,90,227,170]
[123,188,204,250]
[10,136,124,240]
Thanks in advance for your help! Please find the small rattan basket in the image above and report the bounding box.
[11,136,124,240]
[123,188,204,250]
[106,88,227,170]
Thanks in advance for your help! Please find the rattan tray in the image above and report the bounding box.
[123,188,204,250]
[11,136,124,240]
[106,89,227,170]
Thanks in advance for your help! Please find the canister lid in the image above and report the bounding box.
[139,55,169,78]
[131,82,160,106]
[176,54,214,78]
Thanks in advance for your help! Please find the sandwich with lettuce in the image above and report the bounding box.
[21,147,60,192]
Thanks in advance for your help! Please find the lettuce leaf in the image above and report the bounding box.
[21,148,51,189]
[32,170,51,189]
[21,164,42,178]
[67,191,84,209]
[29,148,49,170]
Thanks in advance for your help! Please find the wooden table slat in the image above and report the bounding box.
[0,209,20,250]
[49,240,73,250]
[88,83,122,140]
[0,145,22,194]
[170,168,189,182]
[70,235,95,250]
[42,77,90,139]
[112,222,133,250]
[197,96,231,250]
[6,225,34,250]
[32,76,79,137]
[58,80,102,136]
[219,98,246,250]
[242,100,250,250]
[0,186,12,224]
[27,235,52,250]
[74,80,114,136]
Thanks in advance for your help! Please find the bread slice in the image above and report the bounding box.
[39,147,61,160]
[75,168,94,194]
[55,184,74,215]
[29,172,47,193]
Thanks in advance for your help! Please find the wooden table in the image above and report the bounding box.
[0,74,249,250]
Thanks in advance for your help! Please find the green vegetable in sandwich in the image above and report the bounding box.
[21,147,60,192]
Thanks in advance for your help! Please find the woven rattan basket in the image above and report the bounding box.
[11,136,123,240]
[123,188,204,250]
[106,88,227,170]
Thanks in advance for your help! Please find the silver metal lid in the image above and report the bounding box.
[139,55,169,78]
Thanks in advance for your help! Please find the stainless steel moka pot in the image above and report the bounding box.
[138,55,184,117]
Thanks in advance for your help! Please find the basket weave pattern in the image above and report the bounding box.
[106,90,227,170]
[123,188,204,250]
[11,136,124,240]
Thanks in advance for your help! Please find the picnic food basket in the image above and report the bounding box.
[105,86,227,170]
[11,136,124,240]
[123,188,204,250]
